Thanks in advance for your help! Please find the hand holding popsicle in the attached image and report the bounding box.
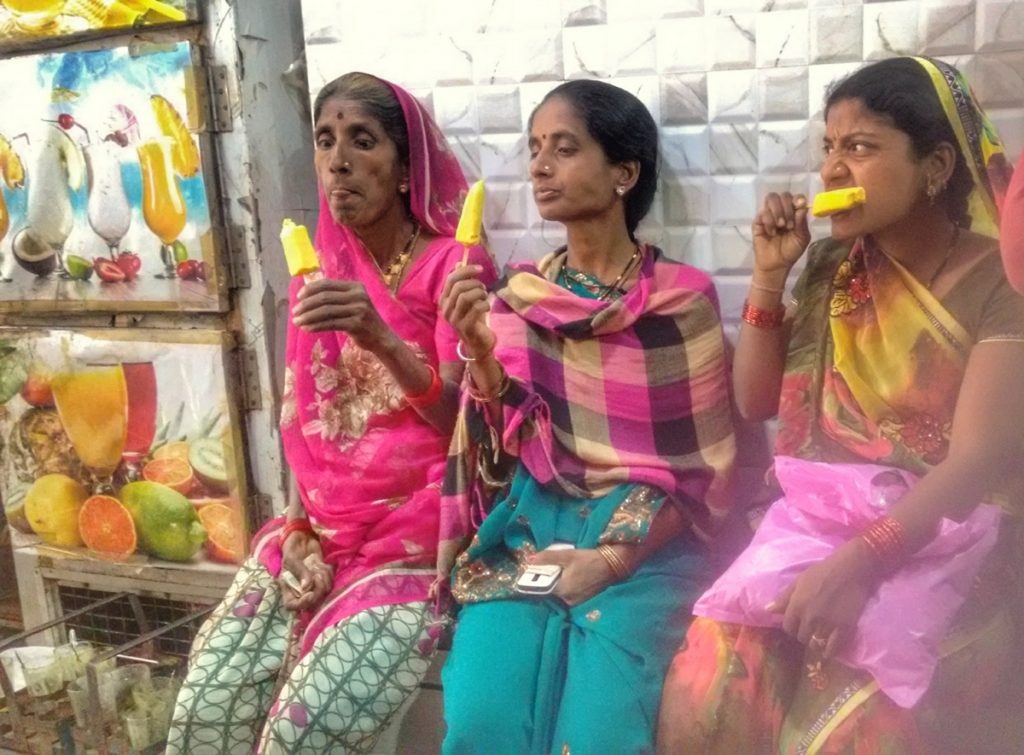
[752,192,813,276]
[444,180,495,358]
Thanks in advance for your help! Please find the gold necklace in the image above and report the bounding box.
[371,222,421,292]
[598,244,643,300]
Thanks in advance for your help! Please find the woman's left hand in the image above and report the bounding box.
[292,278,395,352]
[529,548,618,607]
[768,542,877,658]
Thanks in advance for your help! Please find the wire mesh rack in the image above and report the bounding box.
[58,586,212,660]
[0,590,213,754]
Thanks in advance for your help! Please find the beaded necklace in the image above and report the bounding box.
[557,244,643,301]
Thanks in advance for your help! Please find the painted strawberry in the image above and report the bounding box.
[94,257,127,283]
[114,251,141,280]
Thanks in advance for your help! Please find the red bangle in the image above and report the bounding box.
[860,516,907,569]
[280,518,315,547]
[741,299,785,329]
[405,363,444,409]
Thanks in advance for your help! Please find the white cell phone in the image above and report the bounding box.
[514,564,562,595]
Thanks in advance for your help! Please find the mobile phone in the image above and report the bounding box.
[514,564,562,595]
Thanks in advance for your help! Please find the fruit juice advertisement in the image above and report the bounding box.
[0,329,250,571]
[0,40,225,313]
[0,1,197,49]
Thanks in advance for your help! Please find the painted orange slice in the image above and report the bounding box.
[197,503,245,564]
[78,495,137,556]
[143,457,195,495]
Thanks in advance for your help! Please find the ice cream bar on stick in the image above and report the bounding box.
[455,180,485,265]
[280,219,322,281]
[811,187,866,217]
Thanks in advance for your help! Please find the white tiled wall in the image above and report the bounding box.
[300,0,1024,322]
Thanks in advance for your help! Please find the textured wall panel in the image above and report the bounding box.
[301,0,1024,323]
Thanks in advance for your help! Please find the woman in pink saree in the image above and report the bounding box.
[167,72,495,754]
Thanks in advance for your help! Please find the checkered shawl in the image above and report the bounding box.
[440,247,736,550]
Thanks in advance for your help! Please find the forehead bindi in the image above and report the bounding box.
[530,100,586,142]
[317,99,378,131]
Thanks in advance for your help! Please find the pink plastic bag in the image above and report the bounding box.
[693,456,1001,708]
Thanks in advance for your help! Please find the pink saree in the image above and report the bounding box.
[253,82,495,655]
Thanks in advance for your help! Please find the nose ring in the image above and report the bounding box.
[543,165,551,172]
[342,161,351,169]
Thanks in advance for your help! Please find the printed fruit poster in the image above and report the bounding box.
[0,328,249,570]
[0,40,224,313]
[0,1,197,50]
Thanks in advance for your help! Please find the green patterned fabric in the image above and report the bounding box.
[166,558,433,754]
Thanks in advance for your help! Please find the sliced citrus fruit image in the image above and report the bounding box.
[143,456,195,495]
[78,495,137,556]
[188,437,230,492]
[198,503,245,564]
[188,496,235,511]
[152,440,190,462]
[150,95,200,178]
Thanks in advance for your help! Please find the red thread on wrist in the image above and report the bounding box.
[405,363,444,409]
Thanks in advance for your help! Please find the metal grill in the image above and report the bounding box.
[57,586,212,659]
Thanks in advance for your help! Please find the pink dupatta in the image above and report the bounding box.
[258,78,486,653]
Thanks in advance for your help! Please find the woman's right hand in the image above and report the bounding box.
[752,192,812,276]
[280,532,334,612]
[441,264,495,358]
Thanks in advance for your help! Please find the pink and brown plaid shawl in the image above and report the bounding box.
[441,247,736,554]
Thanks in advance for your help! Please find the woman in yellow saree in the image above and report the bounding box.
[656,57,1023,753]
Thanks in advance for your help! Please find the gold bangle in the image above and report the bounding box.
[467,368,512,403]
[596,544,632,581]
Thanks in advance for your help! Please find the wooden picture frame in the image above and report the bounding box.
[0,326,252,572]
[0,39,228,313]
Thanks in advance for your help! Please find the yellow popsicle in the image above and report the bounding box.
[456,180,485,264]
[280,219,321,277]
[811,187,866,217]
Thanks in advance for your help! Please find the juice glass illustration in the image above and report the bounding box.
[1,0,66,31]
[51,364,127,492]
[137,138,186,278]
[121,361,156,480]
[86,141,131,258]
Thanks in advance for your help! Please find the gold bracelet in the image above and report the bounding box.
[596,544,632,581]
[467,368,512,403]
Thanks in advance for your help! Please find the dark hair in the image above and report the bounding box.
[825,58,972,227]
[313,72,410,169]
[530,80,659,240]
